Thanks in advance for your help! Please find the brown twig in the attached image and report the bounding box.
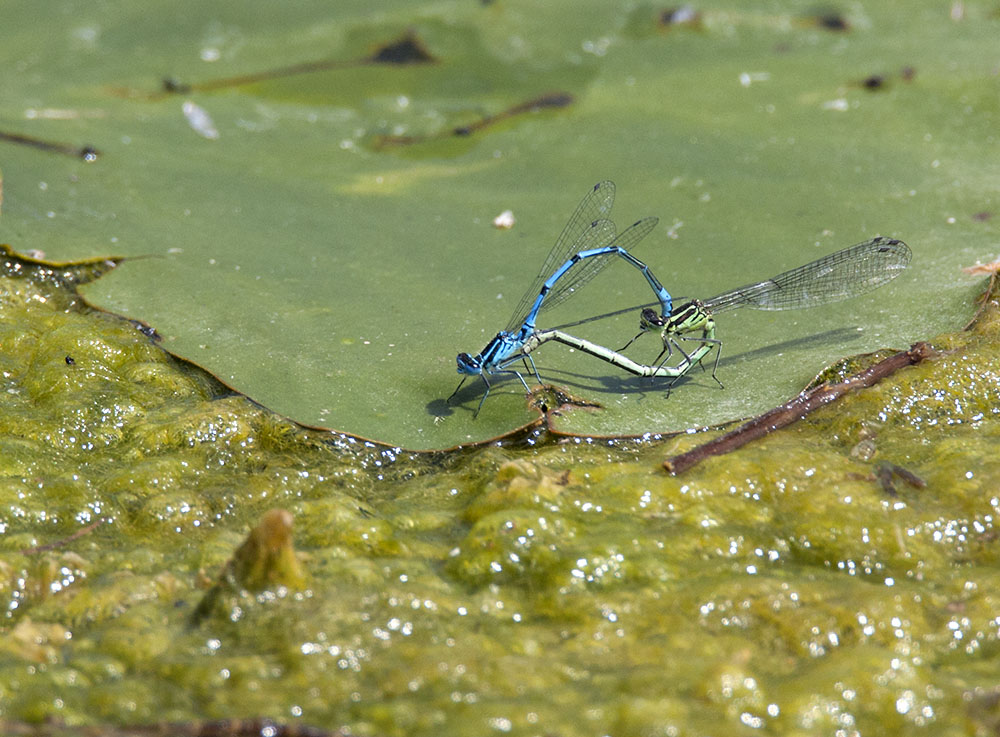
[962,267,999,331]
[373,91,573,148]
[19,518,106,554]
[0,719,341,736]
[155,31,436,98]
[874,461,926,496]
[0,130,98,160]
[663,342,935,475]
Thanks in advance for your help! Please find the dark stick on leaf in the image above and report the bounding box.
[0,130,98,160]
[375,91,573,148]
[453,91,573,136]
[161,31,436,95]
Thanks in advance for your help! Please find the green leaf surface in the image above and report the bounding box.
[1,0,992,449]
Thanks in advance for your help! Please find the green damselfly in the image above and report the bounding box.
[524,236,912,392]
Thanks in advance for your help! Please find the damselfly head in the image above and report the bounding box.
[639,307,665,330]
[456,352,482,375]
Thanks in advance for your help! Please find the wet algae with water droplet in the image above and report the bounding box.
[4,0,1000,732]
[2,249,1000,734]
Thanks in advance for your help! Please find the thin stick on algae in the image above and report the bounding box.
[663,342,935,475]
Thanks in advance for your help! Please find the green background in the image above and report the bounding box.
[3,2,1000,735]
[2,0,992,448]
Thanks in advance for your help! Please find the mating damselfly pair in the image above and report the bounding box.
[449,181,911,417]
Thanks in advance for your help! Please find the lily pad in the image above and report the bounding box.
[1,0,992,449]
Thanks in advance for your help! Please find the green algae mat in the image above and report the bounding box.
[3,0,1000,735]
[3,252,1000,735]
